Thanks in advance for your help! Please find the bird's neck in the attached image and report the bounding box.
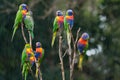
[66,15,74,20]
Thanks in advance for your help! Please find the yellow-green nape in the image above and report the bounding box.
[19,5,22,10]
[26,11,32,16]
[25,43,31,48]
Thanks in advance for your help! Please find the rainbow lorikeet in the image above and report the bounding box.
[23,11,34,41]
[64,9,74,45]
[51,10,64,47]
[34,42,44,78]
[77,32,89,70]
[21,44,35,80]
[11,4,28,41]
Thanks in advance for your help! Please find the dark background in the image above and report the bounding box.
[0,0,120,80]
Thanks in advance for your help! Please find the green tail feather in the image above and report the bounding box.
[67,31,71,45]
[35,68,39,78]
[11,26,18,41]
[35,62,40,78]
[51,32,57,47]
[22,64,25,76]
[25,70,28,80]
[22,63,28,80]
[30,31,34,39]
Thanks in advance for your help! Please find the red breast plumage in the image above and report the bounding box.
[36,48,43,53]
[57,16,64,22]
[66,15,74,20]
[78,38,88,45]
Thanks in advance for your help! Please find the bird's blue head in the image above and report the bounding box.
[81,32,89,40]
[36,42,42,48]
[21,3,28,10]
[56,10,63,16]
[67,9,73,16]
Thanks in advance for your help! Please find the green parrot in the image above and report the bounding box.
[64,9,74,45]
[34,42,44,78]
[51,10,64,47]
[21,44,35,80]
[11,4,28,41]
[23,11,34,40]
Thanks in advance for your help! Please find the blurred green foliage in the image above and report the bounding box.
[0,0,120,80]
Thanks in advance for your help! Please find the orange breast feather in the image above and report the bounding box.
[26,48,32,54]
[36,48,43,53]
[78,38,87,45]
[66,15,74,20]
[57,16,64,22]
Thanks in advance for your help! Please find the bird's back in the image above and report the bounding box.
[24,15,34,30]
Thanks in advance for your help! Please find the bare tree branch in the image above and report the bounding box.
[39,68,43,80]
[62,49,68,58]
[0,0,17,14]
[28,0,42,9]
[28,31,32,46]
[71,28,80,80]
[68,27,80,80]
[41,0,49,9]
[36,0,59,20]
[67,25,73,80]
[4,0,17,8]
[37,5,55,19]
[59,36,65,80]
[21,23,28,44]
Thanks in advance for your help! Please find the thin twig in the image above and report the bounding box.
[26,63,36,80]
[59,36,65,80]
[67,25,72,80]
[21,23,28,44]
[29,0,42,9]
[62,49,68,58]
[68,27,80,80]
[71,28,81,80]
[39,68,43,80]
[68,41,72,80]
[28,31,32,46]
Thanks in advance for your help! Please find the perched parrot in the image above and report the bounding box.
[77,32,89,70]
[34,42,44,78]
[11,4,28,41]
[21,44,35,80]
[23,11,34,40]
[64,9,74,45]
[51,10,64,47]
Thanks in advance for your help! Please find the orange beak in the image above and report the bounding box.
[22,10,27,15]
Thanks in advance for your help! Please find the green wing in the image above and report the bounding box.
[53,17,58,32]
[64,16,71,44]
[24,15,34,30]
[51,17,58,47]
[13,10,22,28]
[83,43,89,54]
[11,10,22,41]
[39,49,44,63]
[21,48,27,65]
[64,17,69,31]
